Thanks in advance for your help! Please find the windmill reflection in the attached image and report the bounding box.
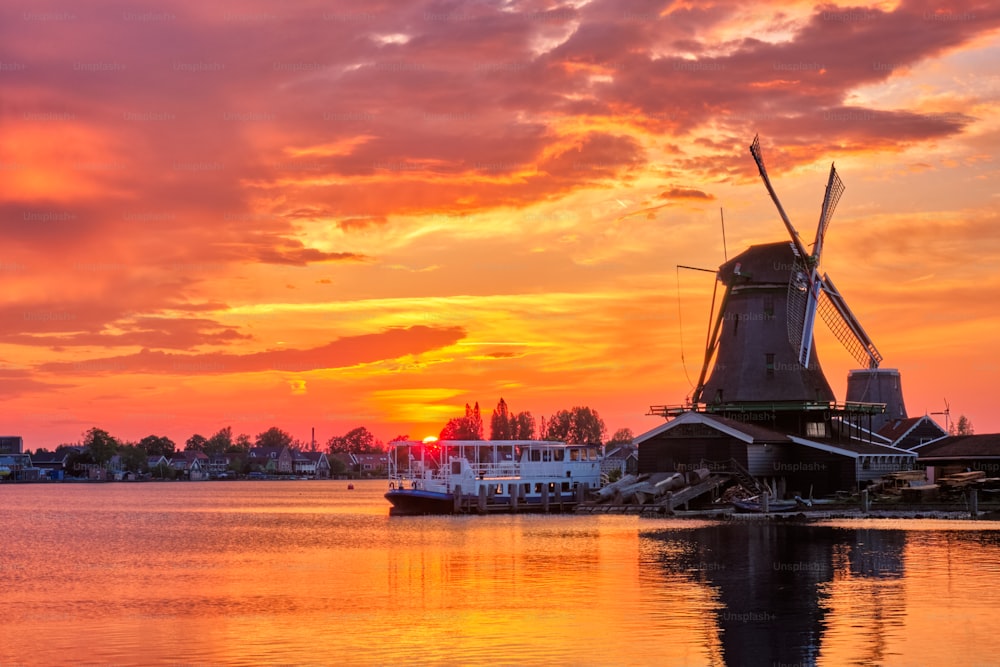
[640,523,906,666]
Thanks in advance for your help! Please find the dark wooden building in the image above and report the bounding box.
[913,433,1000,480]
[877,415,947,450]
[636,410,916,497]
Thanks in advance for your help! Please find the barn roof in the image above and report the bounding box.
[915,434,1000,460]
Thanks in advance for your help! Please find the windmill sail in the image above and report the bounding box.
[751,135,823,367]
[749,135,811,262]
[785,251,808,365]
[818,274,883,368]
[814,164,844,259]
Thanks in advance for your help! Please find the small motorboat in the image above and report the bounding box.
[732,496,810,513]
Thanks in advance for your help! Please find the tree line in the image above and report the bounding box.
[30,398,636,477]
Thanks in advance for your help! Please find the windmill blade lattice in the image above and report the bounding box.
[814,164,845,259]
[786,251,809,366]
[818,275,883,369]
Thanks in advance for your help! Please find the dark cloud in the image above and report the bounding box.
[658,187,716,200]
[37,325,466,375]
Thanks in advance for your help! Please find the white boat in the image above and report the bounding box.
[385,439,603,515]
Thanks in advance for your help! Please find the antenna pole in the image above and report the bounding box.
[720,207,728,262]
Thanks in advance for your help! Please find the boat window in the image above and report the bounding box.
[495,484,503,495]
[548,482,556,492]
[542,450,552,462]
[533,483,542,493]
[554,449,564,461]
[452,461,462,475]
[530,450,541,462]
[561,482,570,492]
[570,449,580,461]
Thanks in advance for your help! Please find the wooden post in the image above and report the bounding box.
[511,485,519,513]
[762,493,769,513]
[541,484,549,513]
[454,485,463,513]
[576,482,587,505]
[478,485,487,513]
[970,489,979,520]
[860,489,869,513]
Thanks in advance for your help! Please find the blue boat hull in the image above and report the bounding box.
[385,488,455,515]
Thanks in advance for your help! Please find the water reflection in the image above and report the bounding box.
[640,523,912,666]
[5,484,1000,666]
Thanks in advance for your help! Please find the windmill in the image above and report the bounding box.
[692,136,888,409]
[931,399,951,434]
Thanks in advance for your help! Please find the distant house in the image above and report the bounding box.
[31,451,70,477]
[914,433,1000,481]
[353,452,388,477]
[0,436,24,455]
[248,446,293,475]
[328,452,353,478]
[302,451,331,479]
[170,451,210,481]
[0,453,39,482]
[147,455,170,477]
[291,449,315,476]
[207,453,231,477]
[602,445,638,477]
[290,449,330,478]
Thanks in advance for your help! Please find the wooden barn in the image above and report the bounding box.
[636,410,916,497]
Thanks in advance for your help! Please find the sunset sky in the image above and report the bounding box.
[2,0,998,449]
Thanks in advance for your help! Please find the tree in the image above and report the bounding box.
[256,427,294,449]
[328,455,348,477]
[440,403,484,440]
[542,407,606,444]
[606,427,634,447]
[491,398,513,440]
[388,434,410,443]
[233,433,252,452]
[954,415,975,436]
[470,402,483,439]
[83,427,120,465]
[65,448,94,478]
[185,434,207,452]
[117,443,148,473]
[511,411,535,439]
[139,434,176,458]
[327,427,382,454]
[205,426,233,457]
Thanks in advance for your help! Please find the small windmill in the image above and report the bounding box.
[693,136,885,406]
[931,399,951,434]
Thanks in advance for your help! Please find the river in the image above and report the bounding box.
[2,480,999,666]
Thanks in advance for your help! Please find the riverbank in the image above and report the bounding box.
[577,503,1000,521]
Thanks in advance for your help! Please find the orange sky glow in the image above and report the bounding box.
[2,0,998,449]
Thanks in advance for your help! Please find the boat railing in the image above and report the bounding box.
[470,461,520,478]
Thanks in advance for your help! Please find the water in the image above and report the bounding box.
[3,480,1000,666]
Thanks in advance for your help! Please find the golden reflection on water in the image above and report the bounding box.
[4,482,1000,666]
